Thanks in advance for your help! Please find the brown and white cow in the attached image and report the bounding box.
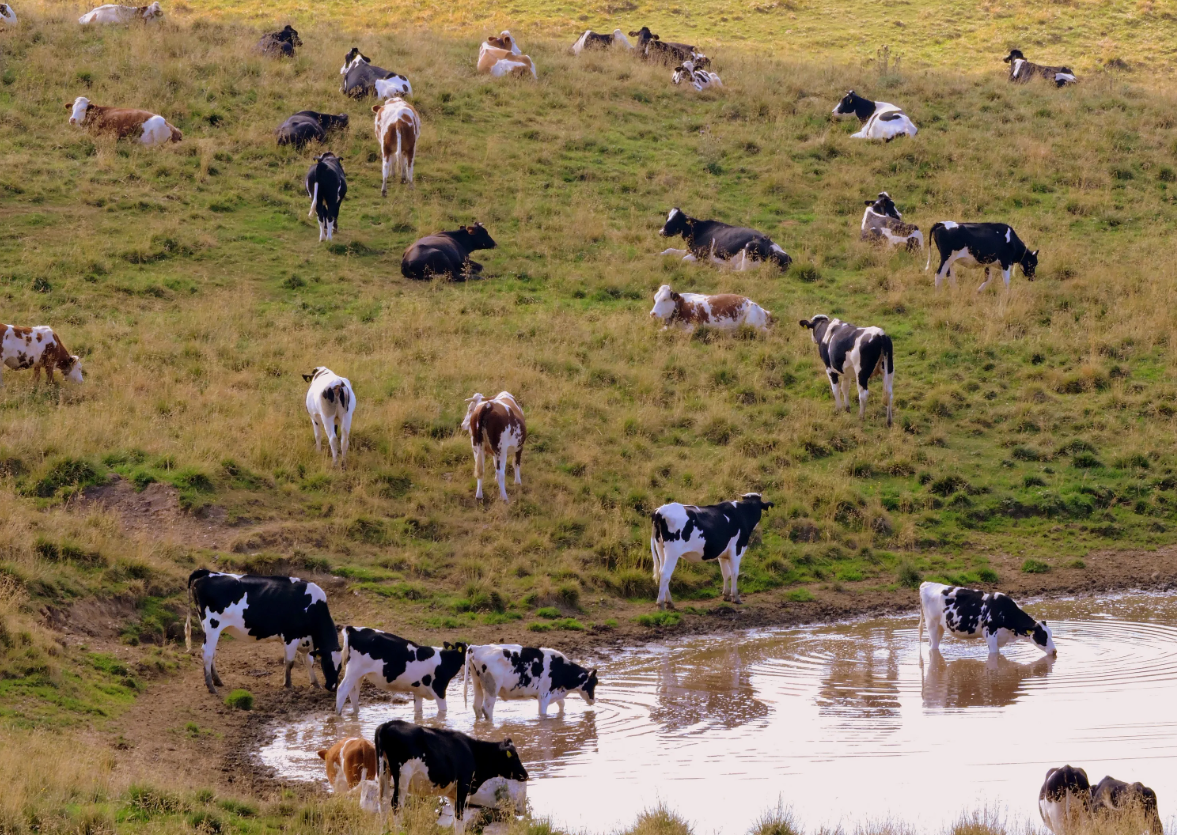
[317,737,377,794]
[372,97,419,194]
[0,325,83,385]
[67,96,181,146]
[78,1,160,23]
[461,392,526,503]
[478,33,537,78]
[649,285,771,333]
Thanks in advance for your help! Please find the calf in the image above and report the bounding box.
[464,644,597,721]
[650,493,773,610]
[276,110,349,148]
[799,314,894,426]
[1004,49,1077,87]
[335,626,468,715]
[861,192,923,252]
[461,391,525,503]
[832,90,917,140]
[477,36,537,78]
[659,207,791,271]
[305,152,347,242]
[629,26,699,64]
[303,366,354,465]
[78,1,160,23]
[919,581,1056,657]
[0,325,83,385]
[67,96,181,146]
[926,221,1039,290]
[184,569,342,695]
[372,97,419,193]
[1039,766,1091,835]
[340,48,412,98]
[373,720,528,834]
[401,222,496,281]
[0,4,18,24]
[318,737,377,794]
[649,285,770,333]
[571,28,632,54]
[672,60,722,91]
[1092,776,1163,834]
[256,24,301,57]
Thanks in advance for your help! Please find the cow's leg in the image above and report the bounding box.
[453,784,470,835]
[857,363,874,421]
[435,694,448,716]
[473,442,485,501]
[729,551,743,604]
[413,694,423,715]
[317,218,326,243]
[513,448,522,485]
[283,640,300,688]
[1001,265,1012,289]
[334,666,360,714]
[718,557,732,601]
[985,630,1000,657]
[482,690,497,722]
[324,420,339,465]
[32,364,41,384]
[557,696,567,714]
[378,756,391,816]
[303,647,319,688]
[310,415,323,453]
[380,153,391,198]
[656,551,680,610]
[976,266,992,292]
[538,692,550,716]
[339,414,351,467]
[202,628,223,695]
[495,452,509,503]
[659,248,688,258]
[826,370,842,411]
[927,620,943,653]
[406,152,415,185]
[934,258,950,289]
[884,364,894,429]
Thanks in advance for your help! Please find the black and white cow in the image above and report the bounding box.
[650,493,773,610]
[373,720,529,834]
[334,626,468,715]
[1003,49,1077,87]
[861,192,923,252]
[570,28,632,54]
[184,569,342,695]
[832,90,917,140]
[798,315,895,427]
[926,221,1039,290]
[659,208,791,271]
[305,152,347,242]
[256,24,301,57]
[1039,766,1091,835]
[919,582,1057,658]
[401,222,496,281]
[464,644,598,721]
[277,110,349,148]
[340,48,412,98]
[1092,776,1163,834]
[628,26,702,64]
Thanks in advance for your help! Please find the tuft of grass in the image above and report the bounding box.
[635,612,682,628]
[896,561,922,590]
[786,589,816,603]
[223,689,254,711]
[1021,559,1052,575]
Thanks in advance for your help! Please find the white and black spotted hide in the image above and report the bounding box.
[799,315,894,426]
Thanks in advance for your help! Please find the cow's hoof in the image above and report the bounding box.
[732,597,743,605]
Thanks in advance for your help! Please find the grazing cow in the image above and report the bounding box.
[335,627,468,715]
[256,24,301,57]
[401,222,496,281]
[67,96,181,146]
[1039,766,1091,835]
[477,35,537,78]
[373,720,529,833]
[861,192,923,252]
[0,4,17,24]
[305,152,347,242]
[672,60,722,91]
[340,48,412,98]
[919,582,1056,657]
[184,569,342,695]
[0,325,83,385]
[649,285,770,333]
[571,28,632,54]
[1004,49,1077,87]
[302,366,354,465]
[464,645,597,721]
[926,221,1039,290]
[650,493,773,610]
[318,737,378,794]
[372,97,419,193]
[659,207,791,271]
[276,110,349,148]
[1092,776,1163,834]
[629,26,699,64]
[832,90,917,140]
[799,314,895,426]
[78,1,160,23]
[461,391,525,503]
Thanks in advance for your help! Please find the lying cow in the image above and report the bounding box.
[374,75,412,98]
[1,325,83,385]
[464,644,597,721]
[276,110,349,148]
[461,391,525,503]
[305,152,347,242]
[478,34,537,78]
[651,493,773,610]
[832,90,917,140]
[373,720,528,833]
[256,24,300,57]
[1004,49,1077,87]
[401,222,496,281]
[861,192,923,252]
[185,569,342,695]
[372,96,419,193]
[659,207,791,271]
[438,777,527,827]
[78,1,160,23]
[1092,776,1163,834]
[340,48,412,98]
[570,28,631,54]
[919,581,1056,657]
[672,60,722,91]
[629,26,699,64]
[649,285,770,333]
[926,221,1039,290]
[67,96,181,146]
[1039,766,1091,835]
[303,366,354,465]
[318,737,377,794]
[799,314,895,427]
[0,4,17,24]
[335,626,468,715]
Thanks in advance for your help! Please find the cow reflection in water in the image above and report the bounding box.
[815,636,902,731]
[921,648,1054,709]
[650,645,770,733]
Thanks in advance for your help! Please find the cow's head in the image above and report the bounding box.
[691,53,711,68]
[612,29,633,48]
[302,367,327,384]
[141,2,162,19]
[280,25,302,46]
[798,315,830,343]
[66,96,91,126]
[341,47,368,74]
[494,739,530,783]
[628,26,657,46]
[1030,619,1056,655]
[580,668,598,704]
[1021,249,1039,280]
[740,492,774,512]
[486,31,518,53]
[443,641,469,656]
[659,207,691,238]
[866,192,902,220]
[321,112,349,129]
[1002,49,1025,64]
[313,152,342,167]
[460,222,496,252]
[462,393,485,433]
[671,65,690,85]
[832,90,873,122]
[649,284,680,322]
[63,354,84,384]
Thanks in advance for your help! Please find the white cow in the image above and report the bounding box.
[832,90,917,141]
[0,4,18,24]
[672,60,722,91]
[302,366,355,466]
[463,644,597,721]
[374,75,413,98]
[79,1,161,24]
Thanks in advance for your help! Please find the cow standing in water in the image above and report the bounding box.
[919,582,1056,658]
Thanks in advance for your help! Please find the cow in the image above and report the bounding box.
[339,48,412,98]
[1004,49,1077,87]
[477,35,537,78]
[184,569,342,696]
[372,97,419,193]
[919,582,1056,658]
[464,645,597,721]
[832,90,917,140]
[571,28,632,54]
[1092,776,1163,834]
[1039,766,1091,835]
[484,31,522,54]
[438,778,527,827]
[461,391,525,503]
[659,208,791,271]
[861,192,923,252]
[629,26,699,64]
[798,315,895,427]
[649,285,770,333]
[318,737,377,794]
[373,720,529,833]
[302,366,354,466]
[334,626,468,716]
[0,325,83,385]
[926,221,1039,290]
[256,24,301,57]
[276,110,349,148]
[67,96,181,146]
[672,60,722,91]
[305,152,347,242]
[401,222,496,281]
[78,1,160,23]
[650,493,773,610]
[0,4,17,24]
[374,75,413,98]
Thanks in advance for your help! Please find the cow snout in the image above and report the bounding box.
[69,117,77,125]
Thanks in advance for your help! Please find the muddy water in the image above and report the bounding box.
[258,593,1177,833]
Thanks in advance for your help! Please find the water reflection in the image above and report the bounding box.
[921,649,1055,710]
[815,631,902,730]
[649,643,771,734]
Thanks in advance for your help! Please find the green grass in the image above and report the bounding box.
[636,611,682,627]
[223,689,254,711]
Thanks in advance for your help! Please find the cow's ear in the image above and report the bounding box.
[864,200,875,206]
[443,641,452,649]
[302,373,315,382]
[1031,250,1039,257]
[371,105,381,113]
[653,33,660,40]
[799,319,810,329]
[65,102,74,110]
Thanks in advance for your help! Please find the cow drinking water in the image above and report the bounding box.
[919,581,1056,658]
[464,644,597,721]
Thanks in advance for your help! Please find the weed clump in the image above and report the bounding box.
[224,689,254,711]
[1021,559,1052,574]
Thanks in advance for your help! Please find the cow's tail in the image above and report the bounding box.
[650,514,662,583]
[185,568,211,652]
[374,727,385,810]
[881,334,894,428]
[925,223,944,272]
[331,382,350,412]
[339,625,351,680]
[308,181,319,217]
[463,648,472,707]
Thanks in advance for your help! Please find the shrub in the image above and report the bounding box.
[224,689,254,710]
[527,622,552,632]
[896,561,922,589]
[1067,559,1087,569]
[535,607,561,620]
[635,611,681,627]
[1021,559,1051,574]
[976,567,1000,584]
[187,811,223,834]
[1072,452,1103,469]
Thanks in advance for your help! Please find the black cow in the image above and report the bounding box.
[401,222,496,281]
[919,582,1056,658]
[1092,777,1163,834]
[659,207,791,271]
[926,221,1039,290]
[650,493,773,610]
[277,110,349,149]
[305,152,347,243]
[185,569,341,695]
[335,626,468,715]
[628,26,699,64]
[1039,766,1091,835]
[1003,49,1077,87]
[798,314,895,426]
[373,720,528,830]
[340,48,410,98]
[256,24,301,57]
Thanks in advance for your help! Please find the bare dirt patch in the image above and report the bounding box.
[77,475,230,549]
